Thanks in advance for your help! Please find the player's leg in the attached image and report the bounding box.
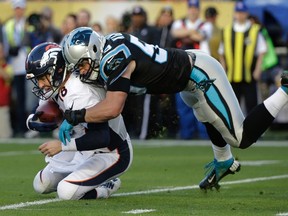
[183,51,288,189]
[239,77,288,149]
[182,50,244,189]
[199,123,240,190]
[33,164,69,194]
[33,152,75,194]
[57,138,133,200]
[185,49,274,147]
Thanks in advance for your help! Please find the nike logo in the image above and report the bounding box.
[207,174,216,183]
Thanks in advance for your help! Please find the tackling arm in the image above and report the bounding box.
[64,61,136,124]
[85,90,128,122]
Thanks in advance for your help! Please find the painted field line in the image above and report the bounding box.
[277,213,288,216]
[113,174,288,197]
[1,174,287,211]
[0,198,60,210]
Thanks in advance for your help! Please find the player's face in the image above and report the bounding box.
[76,59,90,75]
[37,74,52,91]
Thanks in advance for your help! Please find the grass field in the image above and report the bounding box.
[0,139,288,216]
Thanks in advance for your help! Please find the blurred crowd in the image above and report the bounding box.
[0,0,286,139]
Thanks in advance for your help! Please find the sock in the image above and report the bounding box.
[212,144,233,162]
[81,189,97,199]
[264,88,288,117]
[240,103,275,149]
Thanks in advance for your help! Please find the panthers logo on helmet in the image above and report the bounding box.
[71,29,92,46]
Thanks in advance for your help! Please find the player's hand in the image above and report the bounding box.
[64,109,86,126]
[39,140,62,157]
[58,120,73,145]
[26,112,58,132]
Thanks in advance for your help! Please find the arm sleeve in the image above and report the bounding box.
[74,122,110,151]
[107,76,130,93]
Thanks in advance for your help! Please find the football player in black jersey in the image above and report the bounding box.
[59,27,288,191]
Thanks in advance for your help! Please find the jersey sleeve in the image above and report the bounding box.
[99,35,132,87]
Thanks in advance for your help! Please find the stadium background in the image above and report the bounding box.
[0,0,235,29]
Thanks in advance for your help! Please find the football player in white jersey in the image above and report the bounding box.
[59,27,288,191]
[25,42,133,200]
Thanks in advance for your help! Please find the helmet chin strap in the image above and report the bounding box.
[61,67,68,84]
[67,63,75,71]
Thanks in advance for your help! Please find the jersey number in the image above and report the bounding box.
[130,35,167,63]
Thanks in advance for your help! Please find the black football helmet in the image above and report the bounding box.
[26,42,67,100]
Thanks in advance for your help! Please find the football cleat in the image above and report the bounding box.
[99,178,121,197]
[199,158,241,191]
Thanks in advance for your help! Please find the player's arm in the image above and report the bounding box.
[39,122,110,156]
[64,60,136,124]
[85,60,136,122]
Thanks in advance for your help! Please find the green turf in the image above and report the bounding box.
[0,140,287,216]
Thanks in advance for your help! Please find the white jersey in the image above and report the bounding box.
[57,73,128,144]
[34,73,133,200]
[47,73,129,171]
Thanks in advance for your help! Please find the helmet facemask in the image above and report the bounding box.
[75,57,99,84]
[29,63,67,100]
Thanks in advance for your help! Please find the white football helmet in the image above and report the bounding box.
[62,27,106,83]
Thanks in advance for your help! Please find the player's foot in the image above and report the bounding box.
[281,70,288,92]
[199,158,241,191]
[99,178,121,198]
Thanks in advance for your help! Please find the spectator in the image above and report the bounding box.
[218,1,267,115]
[171,0,208,139]
[26,7,63,48]
[249,14,283,100]
[0,43,13,138]
[119,11,131,33]
[77,9,91,27]
[91,22,103,34]
[105,16,120,35]
[40,6,62,43]
[171,0,203,50]
[156,5,174,48]
[2,0,30,137]
[196,7,221,60]
[61,13,77,37]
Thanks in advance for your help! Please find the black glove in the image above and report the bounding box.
[26,112,58,132]
[9,46,20,56]
[64,109,86,126]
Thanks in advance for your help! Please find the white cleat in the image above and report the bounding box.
[98,178,121,198]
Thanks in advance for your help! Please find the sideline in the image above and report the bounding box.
[1,174,288,210]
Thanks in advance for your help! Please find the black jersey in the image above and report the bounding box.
[99,33,191,94]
